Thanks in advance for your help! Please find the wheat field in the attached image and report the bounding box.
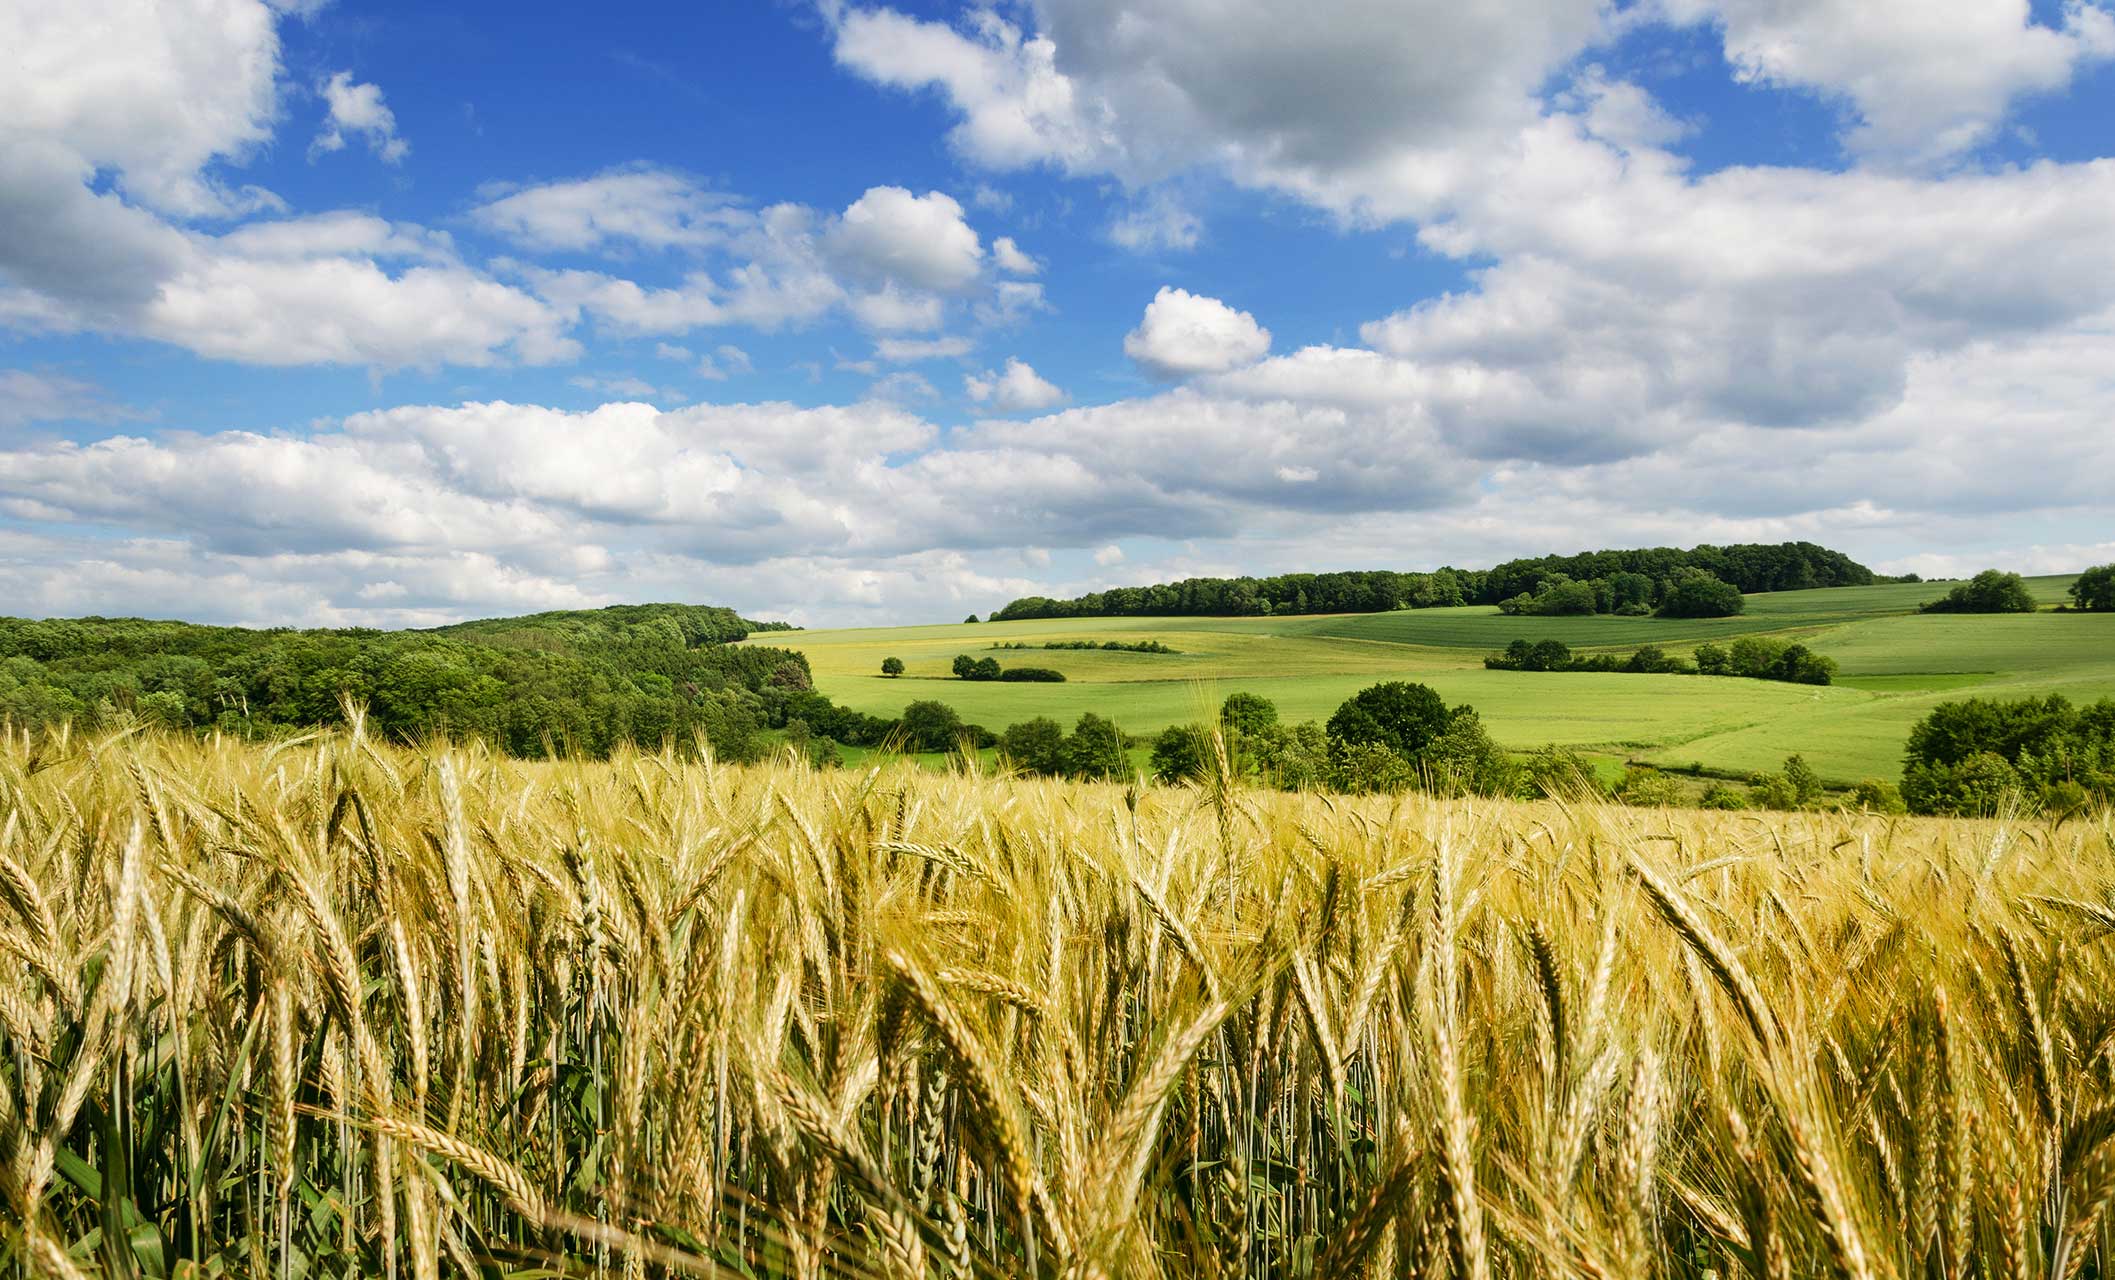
[2,719,2112,1278]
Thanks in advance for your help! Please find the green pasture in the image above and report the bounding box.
[758,574,2108,784]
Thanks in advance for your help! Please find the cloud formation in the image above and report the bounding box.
[312,72,408,164]
[1125,287,1271,378]
[1,0,2111,628]
[964,357,1065,411]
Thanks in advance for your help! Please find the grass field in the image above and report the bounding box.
[10,727,2113,1277]
[758,576,2115,784]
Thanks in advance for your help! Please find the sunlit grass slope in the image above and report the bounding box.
[7,725,2113,1276]
[762,575,2111,783]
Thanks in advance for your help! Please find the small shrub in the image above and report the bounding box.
[1748,771,1799,811]
[1698,782,1747,810]
[1851,778,1906,814]
[1615,768,1685,807]
[1330,740,1420,794]
[1783,754,1824,806]
[1522,746,1602,799]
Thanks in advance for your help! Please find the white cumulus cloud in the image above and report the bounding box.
[1124,286,1271,379]
[992,235,1039,274]
[1662,0,2115,166]
[311,72,408,164]
[964,357,1065,411]
[826,186,985,292]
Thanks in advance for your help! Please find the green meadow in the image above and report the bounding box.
[755,575,2115,784]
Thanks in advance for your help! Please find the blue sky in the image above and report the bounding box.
[3,0,2114,627]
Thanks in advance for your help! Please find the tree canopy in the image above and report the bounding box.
[1918,570,2038,614]
[0,603,898,762]
[1654,568,1746,618]
[2071,564,2115,611]
[991,542,1862,621]
[1324,681,1455,761]
[1901,694,2115,814]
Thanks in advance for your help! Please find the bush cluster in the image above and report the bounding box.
[1485,636,1834,685]
[1141,684,1553,801]
[995,712,1130,778]
[991,638,1181,654]
[1900,693,2115,815]
[2070,563,2115,611]
[951,653,1067,682]
[1693,637,1836,685]
[1918,569,2038,614]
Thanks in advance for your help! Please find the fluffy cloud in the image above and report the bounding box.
[825,186,985,291]
[479,175,1014,339]
[311,72,408,164]
[0,0,283,217]
[992,236,1039,274]
[144,242,579,368]
[1124,287,1271,378]
[0,5,1017,372]
[1662,0,2115,165]
[831,0,1603,197]
[2,331,2106,625]
[0,1,579,369]
[515,199,846,337]
[830,7,1109,172]
[1354,123,2115,447]
[877,335,975,362]
[831,0,2115,207]
[5,0,2112,627]
[471,168,749,252]
[964,357,1065,411]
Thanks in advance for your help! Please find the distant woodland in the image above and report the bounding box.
[0,604,890,761]
[993,541,1886,620]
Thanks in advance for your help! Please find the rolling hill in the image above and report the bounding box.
[752,575,2113,784]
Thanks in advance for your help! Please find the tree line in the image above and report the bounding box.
[992,541,1879,620]
[1494,566,1746,618]
[988,638,1180,654]
[948,654,1066,682]
[1913,563,2115,614]
[1484,636,1836,685]
[0,605,867,764]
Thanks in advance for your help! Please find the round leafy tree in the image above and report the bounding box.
[1919,569,2037,614]
[1150,723,1212,783]
[880,657,904,677]
[1220,691,1279,737]
[1656,568,1745,618]
[2069,563,2114,611]
[998,717,1065,775]
[1061,712,1129,779]
[1325,681,1453,762]
[897,700,963,752]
